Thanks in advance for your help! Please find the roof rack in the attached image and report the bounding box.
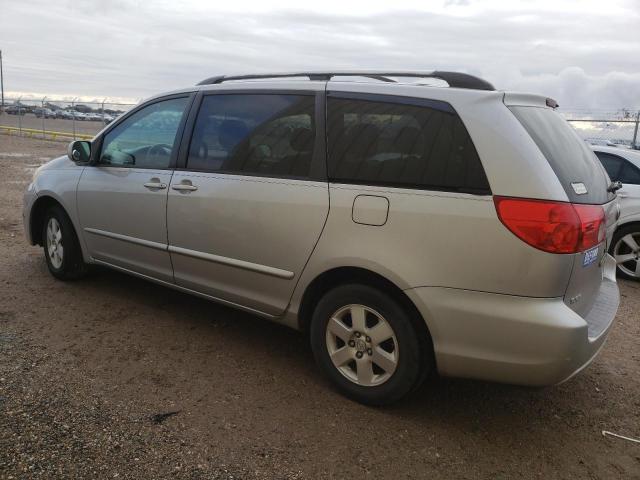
[196,71,495,91]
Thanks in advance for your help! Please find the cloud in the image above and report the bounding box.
[0,0,638,110]
[444,0,471,6]
[504,67,640,111]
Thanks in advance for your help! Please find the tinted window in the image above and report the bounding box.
[619,161,640,184]
[100,97,188,169]
[510,107,613,204]
[326,96,490,193]
[187,94,315,178]
[594,152,623,180]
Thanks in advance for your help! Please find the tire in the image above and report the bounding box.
[310,284,430,406]
[609,224,640,281]
[42,205,88,281]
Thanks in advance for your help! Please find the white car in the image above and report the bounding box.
[586,138,616,147]
[593,146,640,280]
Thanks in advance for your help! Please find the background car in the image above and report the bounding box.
[592,145,640,280]
[34,107,56,118]
[72,111,88,121]
[586,138,617,147]
[4,105,27,115]
[55,110,74,120]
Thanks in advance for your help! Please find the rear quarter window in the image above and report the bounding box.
[327,94,491,194]
[509,106,614,204]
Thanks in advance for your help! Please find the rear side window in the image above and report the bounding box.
[326,95,490,194]
[187,94,315,178]
[509,107,614,204]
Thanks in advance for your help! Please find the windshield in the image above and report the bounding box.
[509,106,614,205]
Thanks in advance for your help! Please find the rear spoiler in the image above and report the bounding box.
[503,92,559,109]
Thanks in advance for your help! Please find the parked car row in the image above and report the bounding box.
[3,106,117,123]
[23,71,624,405]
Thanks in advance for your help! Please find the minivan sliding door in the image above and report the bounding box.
[166,90,329,316]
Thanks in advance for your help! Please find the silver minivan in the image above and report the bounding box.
[23,71,621,405]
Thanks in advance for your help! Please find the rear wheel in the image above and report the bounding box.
[42,206,88,280]
[310,284,430,405]
[610,225,640,281]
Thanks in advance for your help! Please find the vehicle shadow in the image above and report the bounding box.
[75,265,610,430]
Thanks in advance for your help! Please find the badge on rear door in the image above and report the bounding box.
[571,182,588,195]
[583,246,599,267]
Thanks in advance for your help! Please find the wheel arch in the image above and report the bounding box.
[615,219,640,232]
[297,266,434,354]
[30,195,66,246]
[30,195,85,261]
[610,220,640,251]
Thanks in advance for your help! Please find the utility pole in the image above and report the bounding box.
[0,50,5,115]
[633,111,640,150]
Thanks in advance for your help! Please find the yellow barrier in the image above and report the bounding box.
[0,125,93,141]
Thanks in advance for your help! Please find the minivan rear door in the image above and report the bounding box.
[166,88,329,316]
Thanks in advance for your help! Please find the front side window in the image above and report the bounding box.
[187,94,316,178]
[326,96,490,193]
[100,97,189,169]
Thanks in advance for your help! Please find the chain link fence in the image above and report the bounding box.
[0,97,136,141]
[559,109,640,149]
[1,97,639,149]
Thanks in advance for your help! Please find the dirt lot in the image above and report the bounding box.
[0,135,639,479]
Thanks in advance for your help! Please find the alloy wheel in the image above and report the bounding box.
[46,217,64,269]
[614,232,640,279]
[325,304,399,387]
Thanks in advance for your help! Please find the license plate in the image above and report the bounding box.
[583,246,599,267]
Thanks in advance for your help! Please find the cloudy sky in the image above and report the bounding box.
[1,0,639,110]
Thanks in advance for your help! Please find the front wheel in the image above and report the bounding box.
[42,206,88,280]
[610,225,640,281]
[310,284,430,405]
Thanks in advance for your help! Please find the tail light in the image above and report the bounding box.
[494,196,605,254]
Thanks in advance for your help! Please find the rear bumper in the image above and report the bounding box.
[405,261,619,386]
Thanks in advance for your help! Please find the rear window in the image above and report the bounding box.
[327,95,491,194]
[509,106,614,204]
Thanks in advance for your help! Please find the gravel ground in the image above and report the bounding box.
[1,135,639,479]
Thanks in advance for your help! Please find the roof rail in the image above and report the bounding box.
[196,71,495,91]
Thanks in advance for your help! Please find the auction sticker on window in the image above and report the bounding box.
[583,246,599,267]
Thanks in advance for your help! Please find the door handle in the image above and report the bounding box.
[143,181,167,190]
[172,184,198,192]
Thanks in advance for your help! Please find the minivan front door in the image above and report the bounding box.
[77,96,191,282]
[166,92,329,315]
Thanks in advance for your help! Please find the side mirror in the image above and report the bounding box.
[67,140,91,163]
